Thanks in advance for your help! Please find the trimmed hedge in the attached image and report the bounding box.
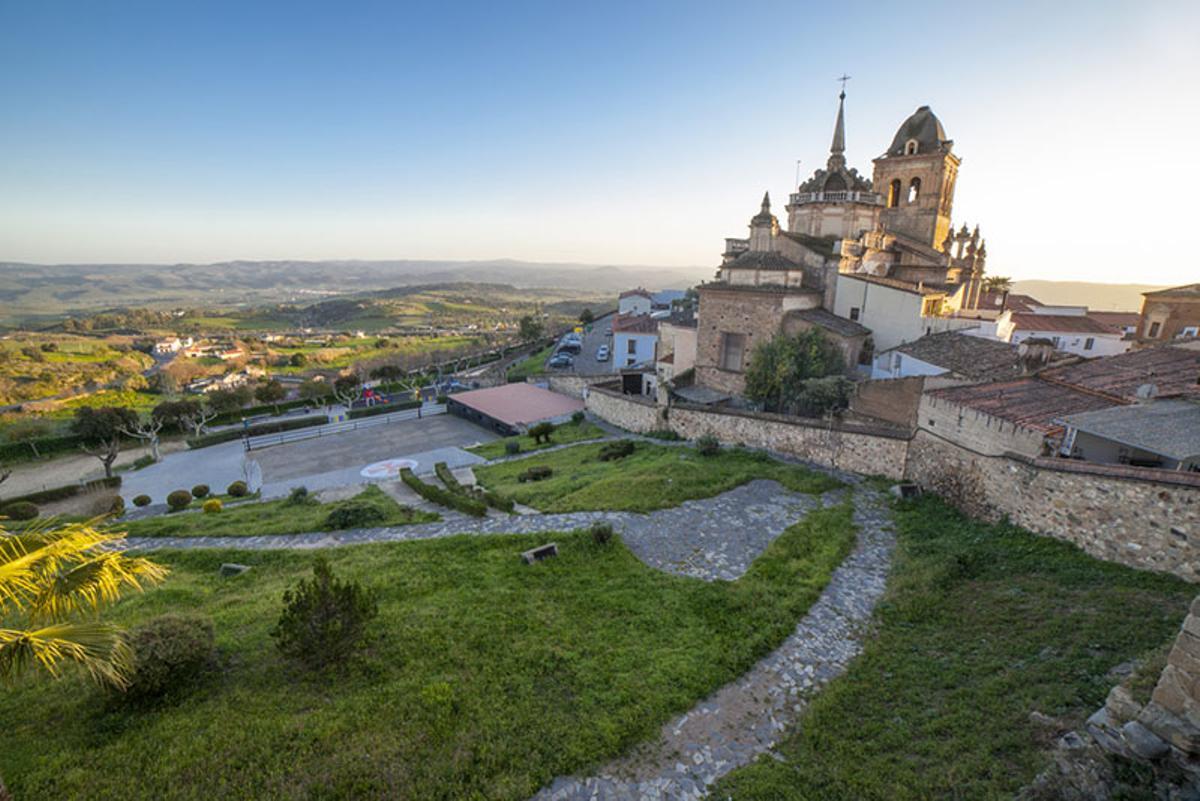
[186,415,328,449]
[167,490,192,512]
[1,500,39,521]
[346,399,422,420]
[210,398,314,426]
[434,462,514,514]
[1,476,121,508]
[400,468,487,517]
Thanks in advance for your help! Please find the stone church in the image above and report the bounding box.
[694,91,990,395]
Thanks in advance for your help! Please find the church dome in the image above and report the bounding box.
[886,106,950,157]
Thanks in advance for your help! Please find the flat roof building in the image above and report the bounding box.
[446,383,584,435]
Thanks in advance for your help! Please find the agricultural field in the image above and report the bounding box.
[0,335,153,406]
[265,334,486,375]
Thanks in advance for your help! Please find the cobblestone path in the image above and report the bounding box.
[530,488,895,801]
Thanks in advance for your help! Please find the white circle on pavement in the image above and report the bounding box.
[360,458,419,479]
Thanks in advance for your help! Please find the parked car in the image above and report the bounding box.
[596,345,610,362]
[548,353,574,369]
[558,341,581,354]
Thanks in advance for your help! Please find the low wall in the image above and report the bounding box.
[850,375,925,428]
[906,430,1200,581]
[585,384,662,432]
[530,373,613,399]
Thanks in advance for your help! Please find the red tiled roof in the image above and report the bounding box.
[1144,283,1200,298]
[612,313,659,334]
[929,378,1121,433]
[449,383,584,428]
[1008,313,1118,335]
[1088,311,1141,329]
[1041,345,1200,401]
[619,288,653,299]
[977,291,1041,312]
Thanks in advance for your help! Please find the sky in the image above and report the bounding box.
[1,0,1198,285]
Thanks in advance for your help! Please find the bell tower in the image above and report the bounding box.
[872,105,960,250]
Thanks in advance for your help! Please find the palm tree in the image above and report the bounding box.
[983,275,1013,294]
[0,519,167,689]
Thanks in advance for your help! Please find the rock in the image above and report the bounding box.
[1105,685,1143,724]
[1122,721,1171,760]
[888,483,921,500]
[1030,710,1061,729]
[1059,731,1089,752]
[219,563,251,577]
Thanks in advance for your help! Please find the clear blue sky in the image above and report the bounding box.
[1,0,1197,284]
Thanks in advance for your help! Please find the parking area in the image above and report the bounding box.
[547,312,617,376]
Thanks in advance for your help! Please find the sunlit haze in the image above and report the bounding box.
[1,0,1197,283]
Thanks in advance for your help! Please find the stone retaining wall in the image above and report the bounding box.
[530,373,613,399]
[585,385,662,432]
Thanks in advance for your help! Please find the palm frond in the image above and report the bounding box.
[0,621,133,688]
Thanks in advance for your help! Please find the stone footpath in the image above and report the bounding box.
[123,480,832,583]
[531,488,895,801]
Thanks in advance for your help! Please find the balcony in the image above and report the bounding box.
[788,190,882,206]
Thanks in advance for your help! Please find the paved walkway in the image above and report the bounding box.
[531,488,895,801]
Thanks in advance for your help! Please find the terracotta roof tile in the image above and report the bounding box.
[929,378,1121,432]
[448,384,584,428]
[1041,345,1200,401]
[1008,313,1118,335]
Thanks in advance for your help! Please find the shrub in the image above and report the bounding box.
[324,500,387,530]
[645,429,681,441]
[695,435,721,457]
[518,466,553,483]
[504,440,521,456]
[1,500,39,521]
[226,480,249,497]
[571,410,585,424]
[121,614,215,702]
[434,462,464,492]
[131,454,156,470]
[436,394,448,404]
[202,498,223,514]
[166,490,192,512]
[591,522,614,546]
[598,440,636,461]
[191,484,210,499]
[287,486,312,505]
[270,556,378,671]
[528,422,556,445]
[400,468,487,517]
[133,494,152,507]
[109,496,126,517]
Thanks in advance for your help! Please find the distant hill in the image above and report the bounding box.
[1012,280,1168,312]
[0,259,707,326]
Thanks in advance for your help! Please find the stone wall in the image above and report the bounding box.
[850,375,925,428]
[529,373,612,399]
[918,392,1046,457]
[585,384,663,433]
[905,430,1200,581]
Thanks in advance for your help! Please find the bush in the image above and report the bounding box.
[191,484,210,499]
[571,410,585,424]
[504,440,521,456]
[528,422,556,445]
[695,435,721,457]
[270,556,378,671]
[645,429,682,441]
[0,476,121,508]
[131,454,156,470]
[166,490,192,512]
[121,614,215,702]
[109,496,126,517]
[518,466,553,483]
[132,494,152,507]
[324,500,387,530]
[186,415,327,449]
[346,399,422,420]
[436,394,448,404]
[400,468,487,517]
[202,498,223,514]
[287,486,312,505]
[598,440,636,461]
[591,522,614,546]
[1,500,39,521]
[226,480,249,497]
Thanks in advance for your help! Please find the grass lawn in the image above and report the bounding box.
[1,504,857,800]
[505,343,554,381]
[120,486,438,538]
[466,418,604,460]
[474,440,842,512]
[712,496,1194,801]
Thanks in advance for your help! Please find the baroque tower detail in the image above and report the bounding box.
[871,105,960,251]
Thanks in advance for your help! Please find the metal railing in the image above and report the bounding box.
[244,403,448,451]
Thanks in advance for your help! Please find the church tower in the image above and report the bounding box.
[872,106,960,250]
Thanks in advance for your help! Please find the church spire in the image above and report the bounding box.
[828,76,849,171]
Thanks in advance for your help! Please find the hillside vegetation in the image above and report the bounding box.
[0,335,152,406]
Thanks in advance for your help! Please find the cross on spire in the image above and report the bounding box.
[836,73,851,98]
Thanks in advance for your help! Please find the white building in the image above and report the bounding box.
[994,307,1129,357]
[611,314,658,369]
[153,336,194,354]
[833,273,980,352]
[618,288,653,317]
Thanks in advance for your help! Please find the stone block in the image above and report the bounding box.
[1106,685,1143,724]
[521,543,558,565]
[218,563,250,578]
[1171,640,1200,678]
[1185,615,1200,641]
[1121,720,1170,760]
[1177,631,1200,662]
[1153,665,1197,715]
[1139,702,1200,755]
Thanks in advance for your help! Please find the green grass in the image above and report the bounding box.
[0,504,857,800]
[505,343,554,381]
[466,419,604,460]
[120,486,438,538]
[474,440,842,512]
[712,496,1194,801]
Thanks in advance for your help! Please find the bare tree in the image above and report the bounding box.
[180,403,218,438]
[118,416,165,462]
[331,369,364,407]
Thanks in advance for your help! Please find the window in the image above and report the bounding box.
[907,177,921,204]
[849,307,860,321]
[888,179,901,208]
[1084,337,1094,351]
[626,338,637,355]
[720,332,746,371]
[905,139,919,155]
[1181,326,1199,338]
[1148,322,1161,338]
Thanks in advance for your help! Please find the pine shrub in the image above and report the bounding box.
[270,556,378,671]
[598,440,636,461]
[504,440,521,455]
[695,435,721,457]
[324,499,387,530]
[590,522,614,546]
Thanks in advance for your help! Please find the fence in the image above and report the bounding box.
[244,403,447,450]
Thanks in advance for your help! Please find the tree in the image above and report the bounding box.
[984,275,1013,294]
[270,555,377,671]
[518,315,544,342]
[298,378,333,402]
[369,364,404,382]
[0,520,168,688]
[743,329,847,416]
[579,308,595,325]
[118,414,165,462]
[207,385,252,413]
[255,380,287,407]
[331,373,362,406]
[71,407,138,478]
[289,352,307,367]
[152,398,199,433]
[796,375,854,417]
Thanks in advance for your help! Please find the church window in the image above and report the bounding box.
[905,139,919,155]
[720,332,746,371]
[888,179,901,208]
[1148,322,1161,338]
[907,178,921,204]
